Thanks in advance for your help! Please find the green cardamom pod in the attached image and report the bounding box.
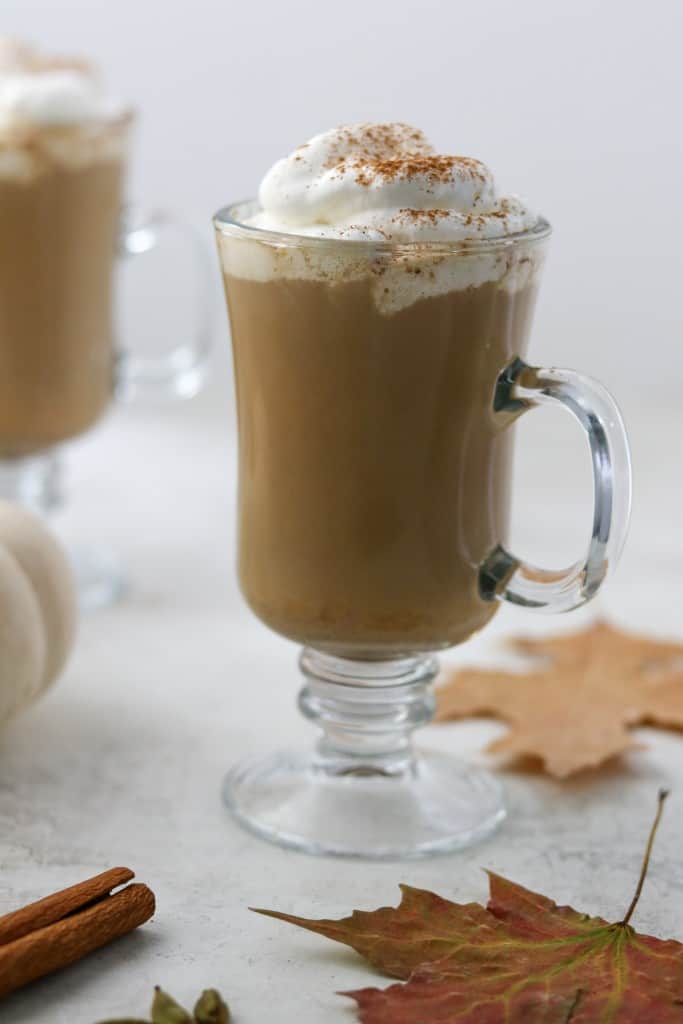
[193,989,230,1024]
[151,987,193,1024]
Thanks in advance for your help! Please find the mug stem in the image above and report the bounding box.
[0,448,126,611]
[222,647,505,859]
[298,649,437,775]
[0,449,62,515]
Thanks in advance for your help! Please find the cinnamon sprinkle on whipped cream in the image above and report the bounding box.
[249,122,537,242]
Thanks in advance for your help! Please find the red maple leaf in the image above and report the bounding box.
[254,793,683,1022]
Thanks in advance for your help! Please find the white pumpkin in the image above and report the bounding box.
[0,501,77,724]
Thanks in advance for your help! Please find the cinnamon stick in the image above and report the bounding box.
[0,866,134,946]
[0,869,155,999]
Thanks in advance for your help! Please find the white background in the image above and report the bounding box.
[4,0,683,401]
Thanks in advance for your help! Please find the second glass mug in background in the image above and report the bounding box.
[0,110,211,608]
[215,201,632,859]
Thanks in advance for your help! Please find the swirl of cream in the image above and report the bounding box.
[251,123,536,242]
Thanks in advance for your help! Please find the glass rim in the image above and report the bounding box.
[213,198,552,254]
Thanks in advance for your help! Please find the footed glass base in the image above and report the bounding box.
[68,544,127,611]
[223,748,504,859]
[223,648,506,859]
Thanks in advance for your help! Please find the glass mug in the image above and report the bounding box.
[214,200,631,859]
[0,112,211,607]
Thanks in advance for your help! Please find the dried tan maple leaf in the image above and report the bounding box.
[435,620,683,777]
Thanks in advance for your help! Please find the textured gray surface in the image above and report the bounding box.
[0,381,682,1023]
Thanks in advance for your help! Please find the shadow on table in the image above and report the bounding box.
[0,928,159,1023]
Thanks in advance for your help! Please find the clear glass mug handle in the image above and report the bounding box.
[115,207,212,401]
[479,358,632,611]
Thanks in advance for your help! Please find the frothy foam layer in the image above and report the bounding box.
[219,230,542,315]
[0,38,126,178]
[250,123,537,243]
[221,123,545,313]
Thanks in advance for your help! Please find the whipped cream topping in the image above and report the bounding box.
[220,122,547,314]
[0,70,119,129]
[0,38,123,134]
[250,123,537,242]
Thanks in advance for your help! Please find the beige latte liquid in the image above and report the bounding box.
[222,240,541,658]
[0,120,127,456]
